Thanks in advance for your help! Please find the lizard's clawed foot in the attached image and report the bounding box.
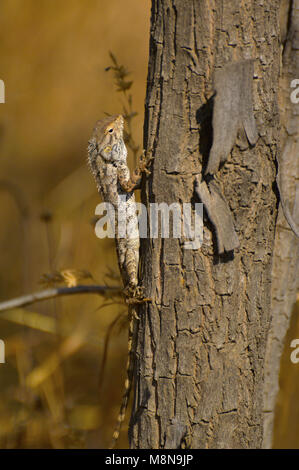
[137,149,153,176]
[123,283,141,298]
[123,284,151,305]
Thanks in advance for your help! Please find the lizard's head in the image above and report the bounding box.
[90,114,124,163]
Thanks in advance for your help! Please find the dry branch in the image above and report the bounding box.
[0,285,122,313]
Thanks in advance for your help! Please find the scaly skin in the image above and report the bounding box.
[87,114,151,447]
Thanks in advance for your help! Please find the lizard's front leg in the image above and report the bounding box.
[118,150,153,192]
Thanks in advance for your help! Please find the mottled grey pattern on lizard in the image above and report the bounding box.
[87,114,150,448]
[88,114,149,294]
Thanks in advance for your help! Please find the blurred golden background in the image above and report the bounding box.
[0,0,150,448]
[0,0,298,449]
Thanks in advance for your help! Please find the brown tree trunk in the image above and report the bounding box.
[131,0,280,448]
[263,0,299,448]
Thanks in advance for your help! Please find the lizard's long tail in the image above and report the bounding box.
[109,308,137,449]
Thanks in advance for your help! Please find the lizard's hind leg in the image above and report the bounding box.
[123,250,143,301]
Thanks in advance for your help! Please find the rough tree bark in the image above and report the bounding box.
[263,0,299,449]
[130,0,287,449]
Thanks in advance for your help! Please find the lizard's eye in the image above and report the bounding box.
[108,128,114,133]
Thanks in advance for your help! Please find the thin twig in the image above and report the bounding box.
[0,285,122,313]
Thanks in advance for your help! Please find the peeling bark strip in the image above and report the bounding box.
[195,178,239,254]
[205,60,258,176]
[197,59,259,254]
[131,0,280,448]
[276,139,299,237]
